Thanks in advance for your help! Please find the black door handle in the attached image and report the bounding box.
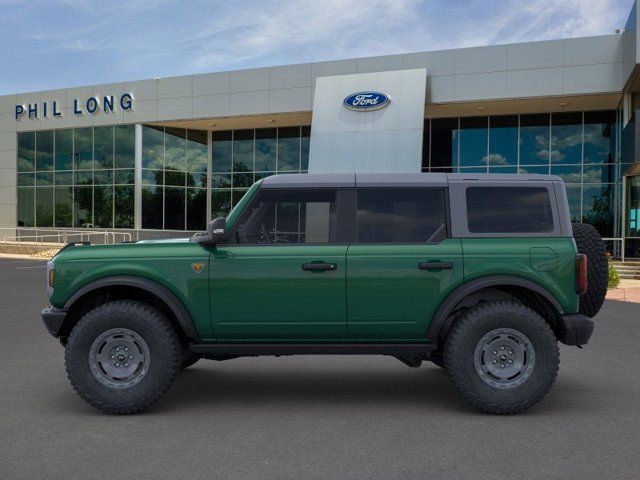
[302,263,337,272]
[418,261,453,271]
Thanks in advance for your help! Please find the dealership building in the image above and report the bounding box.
[2,3,640,257]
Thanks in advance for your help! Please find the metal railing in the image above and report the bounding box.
[602,237,625,262]
[0,228,131,245]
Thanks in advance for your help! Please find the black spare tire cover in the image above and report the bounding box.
[572,223,608,318]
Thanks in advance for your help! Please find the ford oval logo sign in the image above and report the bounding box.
[343,91,391,111]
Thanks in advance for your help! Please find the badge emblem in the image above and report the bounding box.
[191,262,205,273]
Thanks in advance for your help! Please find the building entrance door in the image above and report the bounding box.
[624,175,640,258]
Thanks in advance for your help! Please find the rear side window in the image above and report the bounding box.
[356,188,447,243]
[466,186,554,233]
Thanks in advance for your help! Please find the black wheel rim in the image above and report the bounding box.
[89,328,150,389]
[473,328,536,389]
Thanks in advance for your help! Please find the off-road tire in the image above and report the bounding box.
[65,300,181,414]
[572,222,607,318]
[443,300,560,414]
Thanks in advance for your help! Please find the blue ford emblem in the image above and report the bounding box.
[343,91,391,111]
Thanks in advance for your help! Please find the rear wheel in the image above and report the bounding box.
[65,300,181,414]
[443,300,559,414]
[572,222,608,318]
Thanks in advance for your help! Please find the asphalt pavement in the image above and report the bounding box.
[1,257,639,480]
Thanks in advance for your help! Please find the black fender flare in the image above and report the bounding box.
[63,275,199,340]
[426,275,564,340]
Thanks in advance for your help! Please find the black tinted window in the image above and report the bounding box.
[466,187,554,233]
[235,189,336,244]
[356,189,447,243]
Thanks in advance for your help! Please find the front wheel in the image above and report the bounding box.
[65,300,181,414]
[443,300,559,414]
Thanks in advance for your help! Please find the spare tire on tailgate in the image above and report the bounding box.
[572,223,607,317]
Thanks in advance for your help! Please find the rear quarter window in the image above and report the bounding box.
[466,186,554,233]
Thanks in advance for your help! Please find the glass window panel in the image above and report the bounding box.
[255,128,276,171]
[142,169,163,186]
[93,186,113,228]
[114,185,134,228]
[114,169,134,185]
[356,189,447,243]
[74,128,93,170]
[584,111,615,164]
[35,187,54,227]
[186,188,207,231]
[94,126,114,170]
[186,129,208,173]
[164,187,185,230]
[18,132,35,172]
[551,112,582,165]
[518,165,548,174]
[255,171,276,181]
[211,174,231,188]
[459,117,488,167]
[488,165,517,174]
[212,190,232,219]
[17,188,34,227]
[54,129,73,170]
[520,114,549,166]
[430,118,458,168]
[115,124,135,169]
[36,130,54,171]
[232,189,248,208]
[187,171,207,188]
[233,129,253,172]
[165,170,185,187]
[55,171,73,186]
[233,172,253,188]
[36,172,53,186]
[551,165,582,183]
[74,186,93,227]
[165,127,186,171]
[582,184,613,237]
[54,186,73,227]
[565,184,582,223]
[583,164,614,184]
[235,190,337,244]
[18,172,34,186]
[488,115,517,167]
[94,169,113,185]
[466,187,554,233]
[277,127,300,171]
[301,126,310,171]
[212,131,232,172]
[457,167,486,173]
[422,119,430,171]
[142,126,164,169]
[142,186,163,229]
[75,170,93,185]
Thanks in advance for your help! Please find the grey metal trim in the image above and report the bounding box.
[261,173,356,188]
[426,275,564,340]
[63,275,199,340]
[552,180,573,236]
[355,173,447,187]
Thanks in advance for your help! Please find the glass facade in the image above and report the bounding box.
[17,125,135,228]
[423,111,620,237]
[211,126,310,219]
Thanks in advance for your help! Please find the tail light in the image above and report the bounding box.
[575,254,588,295]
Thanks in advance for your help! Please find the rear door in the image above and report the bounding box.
[346,188,463,339]
[210,188,349,340]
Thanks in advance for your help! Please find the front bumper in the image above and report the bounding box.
[557,314,594,346]
[41,306,68,337]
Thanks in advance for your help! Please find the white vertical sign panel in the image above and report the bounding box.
[308,68,426,173]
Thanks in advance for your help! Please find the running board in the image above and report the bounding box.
[190,343,436,357]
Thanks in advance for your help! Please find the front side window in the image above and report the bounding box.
[356,189,447,243]
[466,186,554,233]
[235,190,337,244]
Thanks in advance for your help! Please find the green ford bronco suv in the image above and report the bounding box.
[41,173,607,415]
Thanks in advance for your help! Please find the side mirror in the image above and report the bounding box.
[193,217,228,245]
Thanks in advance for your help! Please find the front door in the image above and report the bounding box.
[210,188,348,340]
[346,188,463,339]
[625,175,640,258]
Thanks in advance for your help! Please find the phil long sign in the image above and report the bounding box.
[15,93,134,120]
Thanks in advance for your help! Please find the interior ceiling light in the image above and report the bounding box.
[477,106,486,111]
[559,101,570,107]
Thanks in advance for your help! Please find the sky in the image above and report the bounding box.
[0,0,635,95]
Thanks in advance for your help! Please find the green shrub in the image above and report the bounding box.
[608,259,620,289]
